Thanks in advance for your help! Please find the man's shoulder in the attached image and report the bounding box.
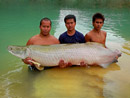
[76,30,82,34]
[50,35,60,44]
[88,30,93,34]
[75,30,84,36]
[26,35,39,45]
[29,34,39,40]
[101,30,107,34]
[50,35,58,40]
[85,31,92,38]
[59,31,67,37]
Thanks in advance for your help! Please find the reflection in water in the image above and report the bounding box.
[0,65,23,98]
[103,41,130,98]
[0,61,120,98]
[122,42,130,55]
[32,65,120,98]
[104,54,130,98]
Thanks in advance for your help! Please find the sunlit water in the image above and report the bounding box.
[0,0,130,98]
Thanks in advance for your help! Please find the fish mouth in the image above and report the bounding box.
[8,46,14,53]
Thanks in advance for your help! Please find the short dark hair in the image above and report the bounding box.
[40,17,52,26]
[92,13,105,23]
[64,14,76,23]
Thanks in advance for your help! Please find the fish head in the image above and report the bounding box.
[8,45,28,59]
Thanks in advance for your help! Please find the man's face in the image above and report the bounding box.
[93,18,104,30]
[65,19,76,31]
[40,20,51,36]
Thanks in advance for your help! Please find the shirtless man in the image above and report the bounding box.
[85,13,118,66]
[23,17,60,68]
[85,13,107,47]
[26,18,59,45]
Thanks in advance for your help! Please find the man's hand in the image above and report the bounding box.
[22,57,35,66]
[80,61,88,67]
[58,60,88,68]
[58,60,72,68]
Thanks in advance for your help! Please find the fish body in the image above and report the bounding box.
[8,42,121,68]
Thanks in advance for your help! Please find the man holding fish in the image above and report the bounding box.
[85,13,107,47]
[23,15,86,69]
[21,13,119,70]
[23,17,60,69]
[58,13,108,68]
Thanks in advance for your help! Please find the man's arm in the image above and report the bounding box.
[22,38,35,66]
[103,31,107,48]
[59,35,64,44]
[26,38,34,45]
[22,57,34,65]
[85,33,91,42]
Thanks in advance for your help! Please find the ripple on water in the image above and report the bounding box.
[0,63,23,98]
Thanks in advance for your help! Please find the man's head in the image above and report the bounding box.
[40,17,52,26]
[92,13,105,30]
[64,14,76,23]
[92,13,105,23]
[39,17,51,36]
[64,14,76,31]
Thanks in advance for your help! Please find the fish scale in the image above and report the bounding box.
[8,42,121,70]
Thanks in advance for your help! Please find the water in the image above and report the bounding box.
[0,0,130,98]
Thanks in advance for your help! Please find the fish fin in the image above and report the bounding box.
[28,60,44,71]
[112,58,118,63]
[100,64,110,68]
[100,58,118,68]
[28,64,33,70]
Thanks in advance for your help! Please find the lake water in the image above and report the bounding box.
[0,0,130,98]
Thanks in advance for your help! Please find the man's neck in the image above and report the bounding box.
[39,33,50,38]
[93,29,101,34]
[67,30,76,36]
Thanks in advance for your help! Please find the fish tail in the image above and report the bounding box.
[114,49,122,57]
[112,58,118,63]
[100,58,118,68]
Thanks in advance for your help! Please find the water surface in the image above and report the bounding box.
[0,0,130,98]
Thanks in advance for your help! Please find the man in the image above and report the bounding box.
[85,13,117,66]
[58,14,86,68]
[59,14,85,43]
[85,13,107,47]
[26,18,59,45]
[23,17,60,69]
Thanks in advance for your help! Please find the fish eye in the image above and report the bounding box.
[9,47,12,50]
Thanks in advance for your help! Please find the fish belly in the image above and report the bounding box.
[27,43,117,67]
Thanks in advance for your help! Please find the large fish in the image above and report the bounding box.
[8,42,121,70]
